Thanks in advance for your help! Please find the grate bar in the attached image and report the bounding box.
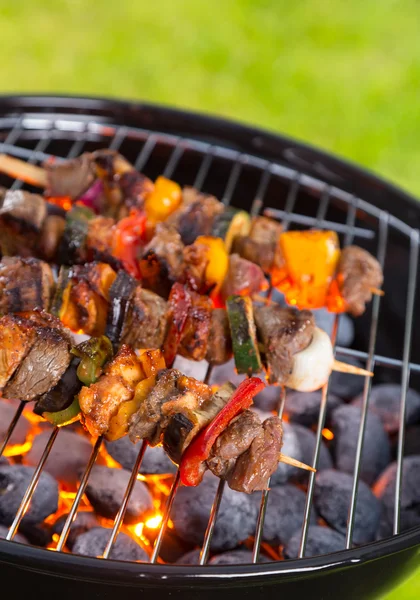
[393,229,420,534]
[56,436,103,552]
[264,207,374,240]
[102,441,148,558]
[150,471,180,563]
[252,385,287,562]
[250,164,271,217]
[162,142,184,179]
[199,479,226,565]
[0,402,25,458]
[222,156,245,206]
[193,147,214,191]
[345,212,389,548]
[315,185,331,225]
[335,346,420,374]
[6,427,59,540]
[134,135,158,171]
[281,174,301,231]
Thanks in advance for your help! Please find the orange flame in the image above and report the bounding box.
[322,428,334,441]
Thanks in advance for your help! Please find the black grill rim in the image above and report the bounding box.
[0,94,419,582]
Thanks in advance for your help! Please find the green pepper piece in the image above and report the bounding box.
[71,335,113,385]
[43,397,81,427]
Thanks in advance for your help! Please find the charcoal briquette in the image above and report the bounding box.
[332,404,391,485]
[72,527,148,561]
[0,465,58,527]
[286,391,342,428]
[85,466,153,523]
[171,473,258,551]
[105,436,176,475]
[314,469,380,544]
[52,511,100,549]
[289,424,333,482]
[284,525,346,558]
[209,549,273,564]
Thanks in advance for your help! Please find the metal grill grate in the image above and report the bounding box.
[0,111,419,565]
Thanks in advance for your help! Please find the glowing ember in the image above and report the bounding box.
[133,522,144,538]
[322,428,334,441]
[3,440,33,457]
[145,514,163,529]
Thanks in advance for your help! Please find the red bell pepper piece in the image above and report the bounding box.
[112,209,147,279]
[162,283,192,367]
[179,377,265,486]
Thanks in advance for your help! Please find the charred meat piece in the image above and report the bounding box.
[178,291,212,362]
[39,214,66,261]
[180,242,209,292]
[79,345,143,437]
[207,410,262,478]
[0,315,36,390]
[105,270,138,349]
[206,308,232,365]
[0,190,47,257]
[140,225,184,298]
[120,287,168,350]
[221,254,267,300]
[92,150,153,219]
[54,262,116,336]
[233,216,283,272]
[162,380,230,464]
[0,257,54,314]
[44,153,95,200]
[85,216,117,265]
[3,315,72,401]
[228,416,283,493]
[129,369,182,445]
[254,305,315,385]
[167,187,224,245]
[336,246,383,317]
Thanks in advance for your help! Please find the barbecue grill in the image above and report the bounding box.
[0,94,419,600]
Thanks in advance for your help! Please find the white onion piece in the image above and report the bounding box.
[286,327,334,392]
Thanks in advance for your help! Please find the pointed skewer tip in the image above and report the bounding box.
[278,453,316,472]
[332,359,373,377]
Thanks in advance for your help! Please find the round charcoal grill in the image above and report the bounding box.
[0,95,420,600]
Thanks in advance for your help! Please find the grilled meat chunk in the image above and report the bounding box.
[0,257,54,314]
[39,214,66,261]
[79,345,143,437]
[140,225,184,298]
[228,416,283,493]
[336,246,383,317]
[3,315,72,401]
[0,315,36,390]
[233,216,282,272]
[44,153,95,200]
[55,262,116,336]
[180,242,208,292]
[206,308,232,365]
[254,305,315,384]
[0,190,47,257]
[120,287,168,350]
[92,150,154,219]
[167,187,224,245]
[85,216,116,264]
[129,369,182,444]
[221,254,267,300]
[161,379,228,464]
[207,410,262,478]
[178,292,212,362]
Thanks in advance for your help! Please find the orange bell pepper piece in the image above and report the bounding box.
[273,230,341,309]
[144,176,182,224]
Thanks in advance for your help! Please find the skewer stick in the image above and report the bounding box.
[332,359,373,377]
[278,454,316,473]
[0,154,48,188]
[371,287,385,296]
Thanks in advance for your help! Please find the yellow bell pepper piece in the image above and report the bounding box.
[144,176,182,223]
[195,235,229,288]
[277,230,341,309]
[106,375,157,441]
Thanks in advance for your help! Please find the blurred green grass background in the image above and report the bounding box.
[2,0,420,596]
